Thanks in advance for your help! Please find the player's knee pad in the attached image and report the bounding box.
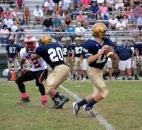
[100,87,109,98]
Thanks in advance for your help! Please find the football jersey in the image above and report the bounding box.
[68,43,75,57]
[83,38,113,69]
[134,43,142,56]
[62,44,68,57]
[73,44,83,57]
[6,44,22,58]
[115,45,132,60]
[20,48,47,71]
[35,43,64,69]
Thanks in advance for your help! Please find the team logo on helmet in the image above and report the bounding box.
[39,35,52,45]
[92,23,107,40]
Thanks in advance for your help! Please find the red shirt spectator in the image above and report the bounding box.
[124,6,131,18]
[16,0,24,9]
[3,8,11,18]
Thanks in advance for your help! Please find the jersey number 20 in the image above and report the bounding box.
[48,47,64,62]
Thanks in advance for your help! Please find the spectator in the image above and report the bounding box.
[75,22,85,36]
[115,0,124,10]
[99,2,109,21]
[23,7,30,25]
[116,18,127,31]
[76,11,86,26]
[137,14,142,32]
[0,25,10,46]
[90,1,99,14]
[65,23,75,36]
[42,17,53,32]
[0,6,4,19]
[87,10,96,25]
[80,0,90,8]
[64,13,72,26]
[3,16,14,31]
[108,15,118,30]
[3,8,11,18]
[105,0,115,11]
[124,6,131,19]
[11,20,19,32]
[16,0,24,9]
[59,0,72,13]
[33,5,43,25]
[133,5,141,22]
[11,7,20,24]
[52,12,63,31]
[43,0,55,15]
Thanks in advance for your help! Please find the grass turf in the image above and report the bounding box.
[0,79,142,130]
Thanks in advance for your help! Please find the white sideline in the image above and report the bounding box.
[60,85,115,130]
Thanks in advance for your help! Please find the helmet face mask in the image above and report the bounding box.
[24,35,37,52]
[92,23,107,40]
[25,42,36,52]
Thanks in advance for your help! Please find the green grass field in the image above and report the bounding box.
[0,79,142,130]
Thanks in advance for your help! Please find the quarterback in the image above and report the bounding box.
[73,23,119,117]
[31,35,70,109]
[16,35,48,107]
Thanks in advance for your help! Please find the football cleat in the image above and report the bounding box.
[52,95,69,109]
[72,102,80,117]
[56,96,69,109]
[16,97,30,105]
[84,105,97,117]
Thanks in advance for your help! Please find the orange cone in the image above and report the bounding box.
[11,70,16,81]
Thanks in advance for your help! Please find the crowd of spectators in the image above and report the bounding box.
[0,0,142,46]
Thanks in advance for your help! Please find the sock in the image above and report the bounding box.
[77,99,87,107]
[21,93,28,99]
[41,95,47,102]
[85,99,97,109]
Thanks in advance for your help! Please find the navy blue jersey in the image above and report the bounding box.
[83,38,113,69]
[6,44,21,58]
[134,43,142,55]
[62,44,68,57]
[35,43,64,69]
[73,44,83,57]
[68,43,75,57]
[115,45,132,60]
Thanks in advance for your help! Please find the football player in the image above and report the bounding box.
[15,35,48,107]
[61,37,69,65]
[73,36,83,80]
[73,23,119,117]
[80,36,88,80]
[31,35,70,109]
[5,35,22,80]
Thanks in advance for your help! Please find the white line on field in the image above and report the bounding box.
[60,85,115,130]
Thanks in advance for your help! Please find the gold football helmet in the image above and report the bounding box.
[75,37,80,41]
[92,23,107,40]
[39,35,52,45]
[61,37,66,44]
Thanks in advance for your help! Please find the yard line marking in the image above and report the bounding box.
[60,85,115,130]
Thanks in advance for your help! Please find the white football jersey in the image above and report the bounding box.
[20,47,47,71]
